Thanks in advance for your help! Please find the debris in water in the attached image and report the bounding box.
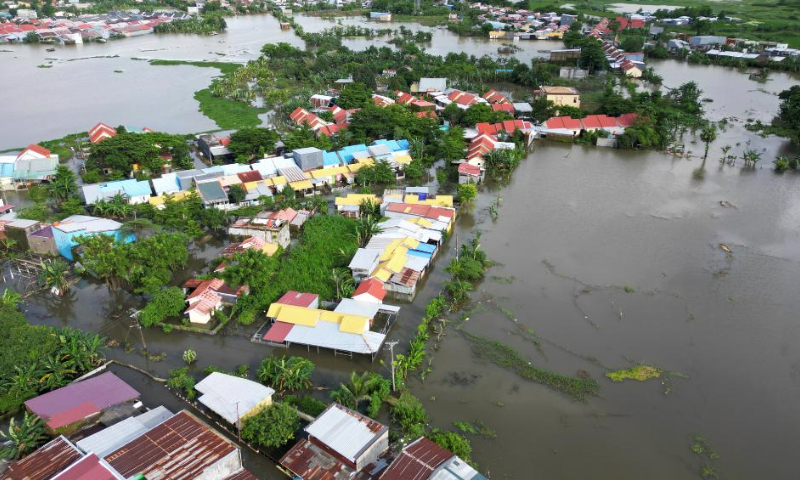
[719,200,736,208]
[718,243,732,255]
[606,365,662,382]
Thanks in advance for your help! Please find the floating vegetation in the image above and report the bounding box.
[453,420,497,439]
[490,275,515,284]
[691,435,720,459]
[624,285,635,293]
[114,69,123,73]
[461,330,599,401]
[606,365,662,383]
[37,64,52,68]
[700,464,719,480]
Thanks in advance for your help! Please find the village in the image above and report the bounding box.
[1,0,800,478]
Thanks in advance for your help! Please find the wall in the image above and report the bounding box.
[355,430,389,471]
[195,450,242,480]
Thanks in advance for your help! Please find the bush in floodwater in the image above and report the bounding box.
[167,367,196,400]
[606,365,662,383]
[241,403,299,449]
[390,392,428,438]
[182,349,197,365]
[428,429,473,465]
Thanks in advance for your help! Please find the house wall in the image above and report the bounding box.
[355,430,389,471]
[188,309,213,324]
[547,93,580,108]
[195,451,243,480]
[242,396,273,421]
[55,229,131,261]
[5,224,38,250]
[28,234,57,256]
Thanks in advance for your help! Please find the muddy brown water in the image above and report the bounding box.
[3,17,800,480]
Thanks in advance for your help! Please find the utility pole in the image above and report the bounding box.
[129,309,147,351]
[386,340,399,392]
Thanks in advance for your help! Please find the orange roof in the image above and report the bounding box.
[19,144,51,158]
[353,278,387,301]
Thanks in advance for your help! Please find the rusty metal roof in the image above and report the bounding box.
[379,437,452,480]
[280,438,355,480]
[222,469,259,480]
[0,436,82,480]
[104,411,238,480]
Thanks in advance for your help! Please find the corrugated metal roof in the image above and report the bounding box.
[305,404,388,463]
[380,437,452,480]
[25,372,139,421]
[279,438,354,480]
[195,373,275,425]
[284,321,384,355]
[51,454,125,480]
[0,436,82,480]
[334,299,383,318]
[104,411,239,480]
[222,469,260,480]
[77,407,173,458]
[349,249,380,271]
[429,456,488,480]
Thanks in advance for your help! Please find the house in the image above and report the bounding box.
[197,134,233,162]
[476,120,534,137]
[195,372,275,427]
[81,179,153,205]
[352,278,387,304]
[2,145,59,187]
[0,217,41,251]
[549,48,581,61]
[280,404,389,478]
[76,406,174,458]
[196,180,229,207]
[228,215,291,248]
[349,248,381,282]
[293,147,324,170]
[2,409,258,480]
[380,437,487,480]
[543,116,584,137]
[689,35,727,48]
[49,215,127,261]
[88,122,117,144]
[183,278,249,324]
[215,236,280,273]
[335,193,381,218]
[458,162,483,184]
[537,86,580,108]
[103,411,249,480]
[512,102,533,119]
[0,436,84,480]
[580,114,622,134]
[482,88,510,104]
[413,77,448,93]
[276,290,320,309]
[24,372,140,436]
[621,60,643,78]
[369,11,391,22]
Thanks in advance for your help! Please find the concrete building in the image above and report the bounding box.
[537,86,581,108]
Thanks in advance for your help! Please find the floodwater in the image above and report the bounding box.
[0,13,561,149]
[4,14,800,480]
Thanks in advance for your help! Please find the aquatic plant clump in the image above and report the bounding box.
[462,331,599,401]
[606,365,662,383]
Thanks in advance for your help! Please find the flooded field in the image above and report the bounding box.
[4,11,800,480]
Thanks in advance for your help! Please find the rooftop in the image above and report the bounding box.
[379,437,452,480]
[195,372,275,425]
[305,404,388,464]
[0,437,82,480]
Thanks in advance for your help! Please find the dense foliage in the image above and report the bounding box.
[77,232,189,294]
[257,355,315,392]
[241,403,299,449]
[0,303,105,414]
[86,132,192,178]
[153,15,227,34]
[330,371,390,418]
[139,287,186,327]
[228,127,280,162]
[776,86,800,144]
[390,392,429,438]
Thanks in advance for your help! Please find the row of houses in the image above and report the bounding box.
[471,3,575,40]
[3,371,264,480]
[0,211,128,260]
[602,41,646,78]
[80,139,415,208]
[0,11,190,43]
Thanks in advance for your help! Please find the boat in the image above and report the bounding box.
[209,31,219,36]
[46,47,55,52]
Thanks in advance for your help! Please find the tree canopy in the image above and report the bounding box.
[87,132,192,176]
[228,127,280,162]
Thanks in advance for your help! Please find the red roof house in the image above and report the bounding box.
[379,437,454,480]
[482,89,510,104]
[352,278,387,303]
[277,290,320,308]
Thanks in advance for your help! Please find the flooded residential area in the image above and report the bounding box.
[1,1,799,480]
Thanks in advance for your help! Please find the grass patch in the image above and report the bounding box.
[148,59,241,75]
[461,330,599,401]
[691,434,720,460]
[453,420,497,439]
[606,365,662,382]
[193,88,267,130]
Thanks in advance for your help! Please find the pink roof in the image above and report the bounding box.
[458,163,482,176]
[353,278,386,301]
[277,290,319,307]
[268,208,298,222]
[263,321,294,343]
[25,372,139,421]
[544,116,583,130]
[580,115,618,130]
[386,203,455,220]
[616,113,638,128]
[46,402,100,430]
[482,89,510,104]
[186,278,225,300]
[395,92,416,105]
[52,454,119,480]
[19,144,51,159]
[318,124,343,137]
[491,103,515,113]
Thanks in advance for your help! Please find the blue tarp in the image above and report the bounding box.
[408,250,433,259]
[414,243,437,253]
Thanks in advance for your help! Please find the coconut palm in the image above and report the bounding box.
[38,259,70,296]
[120,218,155,239]
[355,216,383,247]
[331,268,355,300]
[257,355,314,392]
[0,412,46,461]
[331,371,382,410]
[700,124,717,164]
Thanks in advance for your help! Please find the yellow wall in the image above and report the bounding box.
[546,93,581,108]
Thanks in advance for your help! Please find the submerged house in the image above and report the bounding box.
[380,437,487,480]
[0,144,59,190]
[280,404,390,479]
[28,215,128,261]
[195,372,275,427]
[183,278,249,324]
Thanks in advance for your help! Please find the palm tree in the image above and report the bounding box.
[700,124,717,165]
[355,216,384,247]
[331,268,355,300]
[120,218,155,239]
[0,288,22,308]
[741,148,762,168]
[0,412,46,461]
[331,372,380,410]
[38,259,70,296]
[46,165,78,205]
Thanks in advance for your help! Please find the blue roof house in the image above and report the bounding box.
[52,215,131,261]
